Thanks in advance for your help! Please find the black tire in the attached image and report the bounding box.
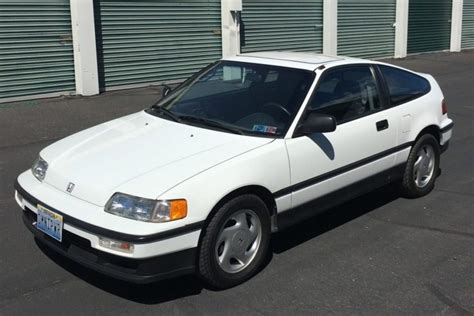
[400,134,440,198]
[197,194,271,290]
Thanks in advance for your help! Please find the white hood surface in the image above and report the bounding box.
[41,111,273,206]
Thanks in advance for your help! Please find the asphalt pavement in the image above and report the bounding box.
[0,51,473,315]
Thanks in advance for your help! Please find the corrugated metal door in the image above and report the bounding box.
[337,0,396,59]
[96,0,222,90]
[408,0,452,54]
[0,0,75,102]
[462,0,474,49]
[241,0,323,53]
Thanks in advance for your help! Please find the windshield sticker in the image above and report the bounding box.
[252,125,278,134]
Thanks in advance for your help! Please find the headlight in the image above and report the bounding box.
[105,193,187,223]
[31,156,48,182]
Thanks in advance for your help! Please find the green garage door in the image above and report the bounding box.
[241,0,323,53]
[96,0,222,89]
[462,0,474,49]
[408,0,452,54]
[338,0,396,58]
[0,0,75,102]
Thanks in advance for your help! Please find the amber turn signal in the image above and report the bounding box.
[169,199,188,221]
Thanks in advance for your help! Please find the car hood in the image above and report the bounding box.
[41,111,273,206]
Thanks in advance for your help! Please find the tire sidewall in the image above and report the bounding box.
[198,195,271,289]
[404,134,440,197]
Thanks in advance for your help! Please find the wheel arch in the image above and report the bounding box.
[415,124,441,144]
[208,185,276,224]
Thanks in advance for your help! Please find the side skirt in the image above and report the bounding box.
[275,164,405,231]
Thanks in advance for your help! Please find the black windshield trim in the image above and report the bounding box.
[146,106,181,122]
[177,115,244,135]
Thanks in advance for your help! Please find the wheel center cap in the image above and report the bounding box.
[231,230,248,252]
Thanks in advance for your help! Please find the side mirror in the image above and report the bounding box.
[162,84,172,98]
[296,112,337,136]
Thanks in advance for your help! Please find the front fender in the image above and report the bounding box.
[157,139,291,224]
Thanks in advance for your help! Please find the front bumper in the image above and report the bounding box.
[22,208,196,283]
[15,180,200,283]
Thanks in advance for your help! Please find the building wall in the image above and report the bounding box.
[0,0,472,103]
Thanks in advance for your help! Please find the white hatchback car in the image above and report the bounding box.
[15,52,453,289]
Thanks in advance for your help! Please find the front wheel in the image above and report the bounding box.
[197,195,271,289]
[400,134,440,198]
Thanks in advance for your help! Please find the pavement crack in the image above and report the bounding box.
[425,283,473,315]
[433,188,474,198]
[367,216,474,239]
[0,279,68,309]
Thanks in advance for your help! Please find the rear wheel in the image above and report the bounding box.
[197,194,271,289]
[400,134,440,198]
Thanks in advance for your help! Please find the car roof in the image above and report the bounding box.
[223,51,370,71]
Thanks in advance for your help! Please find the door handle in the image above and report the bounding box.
[376,119,389,131]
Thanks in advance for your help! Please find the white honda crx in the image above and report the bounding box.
[15,52,453,289]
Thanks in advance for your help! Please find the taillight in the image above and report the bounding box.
[442,99,448,115]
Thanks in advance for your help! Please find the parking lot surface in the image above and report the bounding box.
[0,51,473,315]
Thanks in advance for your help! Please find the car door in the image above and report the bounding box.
[284,64,399,209]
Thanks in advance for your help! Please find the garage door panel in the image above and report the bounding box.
[0,0,75,101]
[338,0,396,59]
[96,0,222,89]
[408,0,452,54]
[242,0,323,53]
[462,0,474,49]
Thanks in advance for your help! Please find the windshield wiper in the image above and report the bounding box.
[148,105,181,122]
[178,115,244,135]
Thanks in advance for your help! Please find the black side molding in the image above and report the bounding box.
[14,180,205,244]
[440,122,454,133]
[273,141,413,198]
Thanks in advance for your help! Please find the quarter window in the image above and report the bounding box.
[308,66,382,123]
[379,65,431,105]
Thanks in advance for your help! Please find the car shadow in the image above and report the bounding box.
[36,240,204,304]
[271,183,400,254]
[36,183,400,303]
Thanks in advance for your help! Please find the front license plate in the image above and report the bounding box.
[36,204,63,242]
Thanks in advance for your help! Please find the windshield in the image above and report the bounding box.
[149,61,315,137]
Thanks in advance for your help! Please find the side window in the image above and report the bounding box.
[308,66,382,123]
[379,65,431,105]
